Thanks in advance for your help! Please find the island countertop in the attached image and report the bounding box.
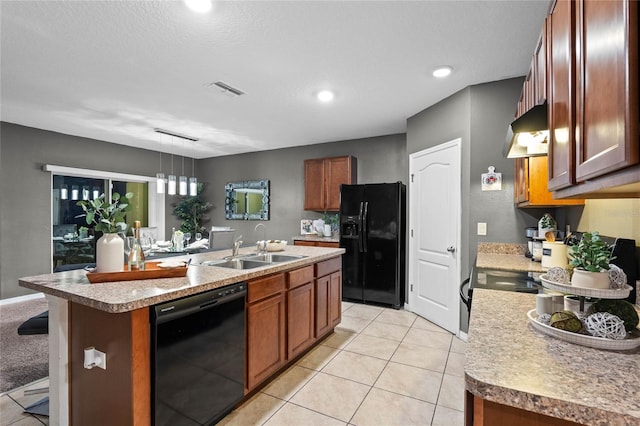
[19,245,344,313]
[465,289,640,426]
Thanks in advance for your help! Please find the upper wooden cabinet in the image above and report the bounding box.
[304,156,356,211]
[515,156,583,207]
[574,0,639,180]
[548,0,640,197]
[516,20,548,118]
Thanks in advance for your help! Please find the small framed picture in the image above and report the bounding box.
[300,219,314,235]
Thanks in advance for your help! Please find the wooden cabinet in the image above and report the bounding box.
[314,257,342,337]
[548,0,640,197]
[246,274,286,391]
[547,0,576,190]
[304,156,356,211]
[294,239,340,248]
[515,20,547,118]
[286,266,315,359]
[514,156,583,207]
[467,391,581,426]
[574,0,638,180]
[245,257,343,392]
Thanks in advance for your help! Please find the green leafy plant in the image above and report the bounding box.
[173,183,213,235]
[323,212,339,231]
[76,192,133,233]
[569,232,614,272]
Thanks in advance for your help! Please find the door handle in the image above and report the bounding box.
[447,246,456,253]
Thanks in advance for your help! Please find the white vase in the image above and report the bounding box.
[96,233,124,272]
[324,224,332,237]
[570,269,610,289]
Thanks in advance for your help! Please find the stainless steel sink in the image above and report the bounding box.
[244,254,307,263]
[201,258,270,270]
[200,253,307,270]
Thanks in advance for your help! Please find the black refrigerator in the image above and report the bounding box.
[339,182,406,309]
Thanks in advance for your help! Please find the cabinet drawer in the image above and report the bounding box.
[315,257,341,277]
[287,266,314,289]
[248,273,285,303]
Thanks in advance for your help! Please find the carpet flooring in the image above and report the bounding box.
[0,298,49,393]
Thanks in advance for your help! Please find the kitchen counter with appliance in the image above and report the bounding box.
[19,245,345,426]
[19,245,344,313]
[465,289,640,426]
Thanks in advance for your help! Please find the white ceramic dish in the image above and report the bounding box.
[527,309,640,351]
[539,274,632,299]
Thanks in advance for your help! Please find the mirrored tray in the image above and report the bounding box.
[539,274,632,299]
[527,309,640,351]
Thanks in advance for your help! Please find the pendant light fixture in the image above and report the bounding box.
[189,141,197,196]
[179,139,188,196]
[156,135,165,194]
[154,128,199,196]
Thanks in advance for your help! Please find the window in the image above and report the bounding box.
[46,165,164,269]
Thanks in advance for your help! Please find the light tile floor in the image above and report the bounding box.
[220,301,466,426]
[0,302,466,426]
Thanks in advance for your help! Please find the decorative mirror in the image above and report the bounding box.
[225,179,270,220]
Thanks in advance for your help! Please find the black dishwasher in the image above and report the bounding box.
[151,282,247,426]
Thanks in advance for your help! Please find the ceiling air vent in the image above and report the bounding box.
[211,81,245,96]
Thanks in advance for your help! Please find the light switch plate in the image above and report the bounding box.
[477,222,487,236]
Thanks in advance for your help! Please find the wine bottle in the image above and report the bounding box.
[128,220,146,271]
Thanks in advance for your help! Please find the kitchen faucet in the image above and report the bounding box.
[254,223,267,254]
[232,235,243,257]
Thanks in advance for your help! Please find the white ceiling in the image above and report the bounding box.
[1,0,549,159]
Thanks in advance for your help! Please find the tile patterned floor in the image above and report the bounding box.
[0,302,466,426]
[220,302,466,426]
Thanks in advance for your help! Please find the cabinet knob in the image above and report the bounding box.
[446,246,456,253]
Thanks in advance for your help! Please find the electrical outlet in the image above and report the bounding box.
[477,222,487,236]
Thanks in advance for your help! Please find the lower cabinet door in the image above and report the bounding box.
[246,293,286,391]
[287,282,315,359]
[315,275,331,337]
[329,271,342,328]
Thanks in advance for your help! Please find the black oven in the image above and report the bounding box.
[151,282,247,426]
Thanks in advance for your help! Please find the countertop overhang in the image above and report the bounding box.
[19,246,344,313]
[465,289,640,425]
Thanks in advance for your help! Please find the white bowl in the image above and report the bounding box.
[266,240,287,252]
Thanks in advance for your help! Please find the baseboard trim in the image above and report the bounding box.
[0,292,45,306]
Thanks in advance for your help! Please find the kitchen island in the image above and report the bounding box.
[465,289,640,426]
[19,245,344,426]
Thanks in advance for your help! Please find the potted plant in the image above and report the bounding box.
[323,212,339,236]
[172,183,212,236]
[77,192,133,272]
[569,231,614,289]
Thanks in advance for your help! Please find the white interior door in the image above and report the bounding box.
[409,139,461,334]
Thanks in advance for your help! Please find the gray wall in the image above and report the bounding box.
[0,122,406,299]
[197,134,407,248]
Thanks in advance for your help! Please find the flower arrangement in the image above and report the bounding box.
[76,192,133,234]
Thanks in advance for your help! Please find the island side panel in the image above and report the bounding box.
[69,302,150,425]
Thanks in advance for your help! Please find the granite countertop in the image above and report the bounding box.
[476,242,546,273]
[19,246,344,313]
[292,235,340,243]
[465,289,640,425]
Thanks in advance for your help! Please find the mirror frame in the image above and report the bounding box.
[225,179,270,220]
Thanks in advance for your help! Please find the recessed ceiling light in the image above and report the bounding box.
[317,90,335,102]
[184,0,212,13]
[432,66,453,78]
